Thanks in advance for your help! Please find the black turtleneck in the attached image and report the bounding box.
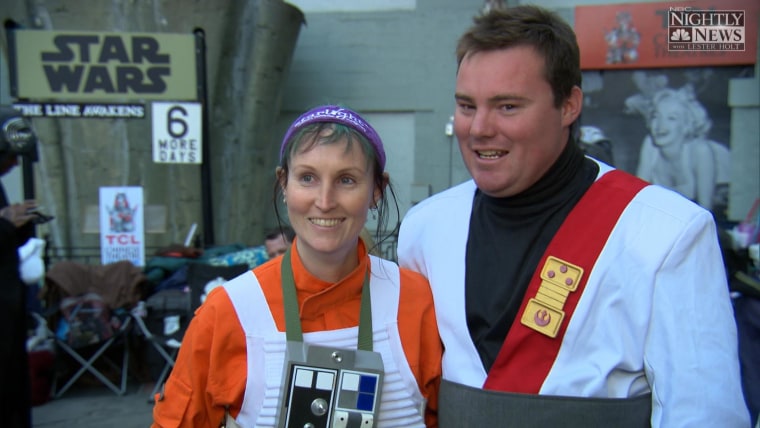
[465,140,599,372]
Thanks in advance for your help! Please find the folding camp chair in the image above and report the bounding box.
[133,262,249,401]
[51,302,133,397]
[42,260,147,398]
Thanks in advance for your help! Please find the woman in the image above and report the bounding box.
[635,85,730,213]
[152,105,441,427]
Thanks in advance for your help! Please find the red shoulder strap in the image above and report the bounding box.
[483,170,648,393]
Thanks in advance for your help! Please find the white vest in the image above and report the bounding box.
[224,256,426,427]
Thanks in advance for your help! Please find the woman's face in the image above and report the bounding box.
[282,133,379,265]
[650,97,689,148]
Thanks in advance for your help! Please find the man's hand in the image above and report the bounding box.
[0,200,38,228]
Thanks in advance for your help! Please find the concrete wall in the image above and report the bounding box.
[728,64,760,221]
[1,0,304,255]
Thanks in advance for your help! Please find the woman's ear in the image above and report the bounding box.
[373,172,390,207]
[276,167,287,195]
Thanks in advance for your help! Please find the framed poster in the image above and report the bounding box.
[580,65,754,219]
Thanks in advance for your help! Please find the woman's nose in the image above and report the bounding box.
[315,184,336,210]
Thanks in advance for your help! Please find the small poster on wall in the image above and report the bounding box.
[575,0,758,69]
[99,186,145,266]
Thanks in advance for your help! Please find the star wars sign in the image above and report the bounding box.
[151,101,201,164]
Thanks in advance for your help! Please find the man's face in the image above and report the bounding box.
[265,234,290,259]
[453,45,581,198]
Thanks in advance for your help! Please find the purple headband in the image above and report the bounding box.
[280,105,386,170]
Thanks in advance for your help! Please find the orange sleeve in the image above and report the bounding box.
[152,287,248,428]
[397,268,443,428]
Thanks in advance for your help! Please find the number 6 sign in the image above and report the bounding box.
[152,101,202,164]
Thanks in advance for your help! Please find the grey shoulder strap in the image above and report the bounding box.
[438,379,651,428]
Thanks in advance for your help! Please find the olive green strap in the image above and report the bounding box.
[281,246,373,351]
[356,269,373,351]
[281,247,303,343]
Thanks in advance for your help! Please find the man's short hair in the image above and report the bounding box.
[455,5,581,109]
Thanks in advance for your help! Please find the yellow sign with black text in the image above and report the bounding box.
[11,30,197,101]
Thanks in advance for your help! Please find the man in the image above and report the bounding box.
[263,226,294,259]
[397,6,749,427]
[0,105,39,428]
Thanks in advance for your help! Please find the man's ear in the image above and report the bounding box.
[561,85,583,127]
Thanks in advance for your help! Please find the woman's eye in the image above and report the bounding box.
[340,176,356,185]
[299,174,314,184]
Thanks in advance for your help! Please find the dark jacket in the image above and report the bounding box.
[0,182,33,428]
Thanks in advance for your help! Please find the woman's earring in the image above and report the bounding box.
[371,208,377,220]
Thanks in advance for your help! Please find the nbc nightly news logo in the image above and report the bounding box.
[668,8,745,51]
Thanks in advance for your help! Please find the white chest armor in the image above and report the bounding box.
[224,256,425,427]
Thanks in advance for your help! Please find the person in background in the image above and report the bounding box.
[578,125,614,166]
[397,5,748,427]
[0,105,39,428]
[263,225,295,259]
[200,227,296,271]
[153,105,442,427]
